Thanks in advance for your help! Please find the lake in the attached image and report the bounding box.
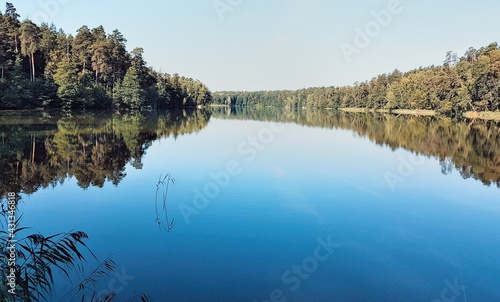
[1,108,499,301]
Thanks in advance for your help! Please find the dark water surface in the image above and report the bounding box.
[1,108,499,301]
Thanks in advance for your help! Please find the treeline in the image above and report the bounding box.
[212,43,500,117]
[0,3,212,110]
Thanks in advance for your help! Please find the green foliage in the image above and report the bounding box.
[154,72,212,108]
[0,2,497,115]
[114,66,145,109]
[0,3,211,110]
[212,43,500,117]
[53,57,82,107]
[19,20,38,82]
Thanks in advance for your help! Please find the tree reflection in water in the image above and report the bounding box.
[0,109,211,195]
[1,107,498,300]
[1,107,498,197]
[211,106,500,188]
[0,109,210,301]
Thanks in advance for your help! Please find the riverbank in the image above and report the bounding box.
[340,108,500,120]
[339,108,437,116]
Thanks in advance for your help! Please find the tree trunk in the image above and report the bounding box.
[31,51,35,82]
[28,54,33,81]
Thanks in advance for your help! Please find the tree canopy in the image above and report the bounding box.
[212,43,500,117]
[1,3,499,117]
[0,3,212,110]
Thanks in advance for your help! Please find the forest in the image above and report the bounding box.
[2,2,499,117]
[0,3,212,110]
[212,43,500,117]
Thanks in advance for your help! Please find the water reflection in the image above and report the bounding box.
[211,107,500,188]
[1,107,499,301]
[1,107,498,197]
[0,109,211,195]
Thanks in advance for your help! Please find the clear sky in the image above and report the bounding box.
[6,0,500,91]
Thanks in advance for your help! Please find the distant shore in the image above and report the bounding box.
[3,107,500,121]
[339,108,500,120]
[463,111,500,121]
[339,108,439,116]
[339,108,436,116]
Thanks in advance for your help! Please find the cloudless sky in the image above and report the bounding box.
[7,0,500,91]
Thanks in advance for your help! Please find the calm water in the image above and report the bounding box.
[1,108,500,301]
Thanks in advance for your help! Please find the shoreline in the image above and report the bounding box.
[463,111,500,121]
[339,108,437,116]
[2,107,500,121]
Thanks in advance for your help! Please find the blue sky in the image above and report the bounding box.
[6,0,500,91]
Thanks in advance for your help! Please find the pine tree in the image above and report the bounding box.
[114,66,144,109]
[53,57,82,108]
[0,55,30,108]
[20,20,39,81]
